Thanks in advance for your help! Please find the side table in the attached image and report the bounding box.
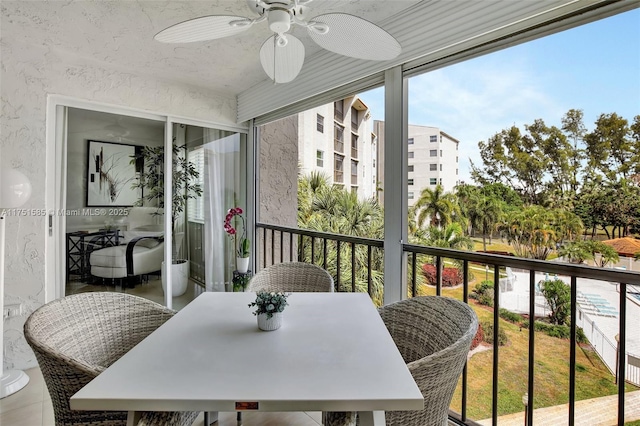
[232,270,252,292]
[66,230,120,282]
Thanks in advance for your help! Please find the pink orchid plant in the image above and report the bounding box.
[224,207,250,258]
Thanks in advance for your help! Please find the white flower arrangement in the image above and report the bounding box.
[248,291,289,319]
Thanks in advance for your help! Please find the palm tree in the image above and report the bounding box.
[297,173,385,304]
[468,194,503,251]
[425,222,474,252]
[413,184,460,228]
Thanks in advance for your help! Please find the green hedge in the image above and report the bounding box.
[481,320,509,346]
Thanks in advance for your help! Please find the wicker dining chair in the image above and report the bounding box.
[248,261,334,293]
[326,296,478,426]
[24,292,199,426]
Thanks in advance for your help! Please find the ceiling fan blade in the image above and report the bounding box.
[307,13,401,61]
[155,15,252,43]
[260,34,305,84]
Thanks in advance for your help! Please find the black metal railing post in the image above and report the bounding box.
[492,265,499,426]
[528,270,535,426]
[569,276,577,425]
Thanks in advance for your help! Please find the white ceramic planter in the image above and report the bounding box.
[257,312,282,331]
[161,260,189,297]
[237,256,250,273]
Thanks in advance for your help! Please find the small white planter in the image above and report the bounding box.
[237,256,250,273]
[257,312,282,331]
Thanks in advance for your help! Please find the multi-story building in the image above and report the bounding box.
[286,96,378,200]
[374,121,459,206]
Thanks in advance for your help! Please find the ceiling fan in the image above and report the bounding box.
[154,0,402,84]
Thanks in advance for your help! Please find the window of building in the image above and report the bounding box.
[429,164,437,171]
[334,124,344,153]
[430,178,437,185]
[334,154,344,183]
[439,178,443,184]
[440,150,443,157]
[456,156,458,162]
[430,135,437,143]
[408,138,414,145]
[408,178,414,185]
[408,165,414,172]
[351,186,358,195]
[429,150,437,157]
[316,150,324,167]
[408,191,414,200]
[456,168,459,175]
[351,133,358,158]
[317,114,324,133]
[408,151,414,159]
[334,100,344,121]
[351,106,358,128]
[351,160,358,185]
[440,164,443,171]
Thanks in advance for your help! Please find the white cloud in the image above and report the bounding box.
[361,55,566,183]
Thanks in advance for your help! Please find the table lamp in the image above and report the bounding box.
[0,168,32,398]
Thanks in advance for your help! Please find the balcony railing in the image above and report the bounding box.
[256,223,638,425]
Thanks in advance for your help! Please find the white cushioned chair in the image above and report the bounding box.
[90,207,164,280]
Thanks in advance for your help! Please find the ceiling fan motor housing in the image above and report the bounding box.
[268,8,291,34]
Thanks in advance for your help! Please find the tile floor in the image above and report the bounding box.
[0,367,323,426]
[66,274,200,311]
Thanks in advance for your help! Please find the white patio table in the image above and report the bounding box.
[70,292,423,426]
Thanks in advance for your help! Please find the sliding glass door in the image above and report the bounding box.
[58,105,247,310]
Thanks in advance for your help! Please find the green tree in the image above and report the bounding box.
[584,113,633,181]
[586,241,620,268]
[539,278,571,325]
[561,108,587,195]
[558,241,593,264]
[469,194,503,251]
[412,184,460,228]
[424,222,473,252]
[497,205,582,260]
[297,173,385,304]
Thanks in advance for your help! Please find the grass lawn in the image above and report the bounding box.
[471,237,515,254]
[417,284,639,420]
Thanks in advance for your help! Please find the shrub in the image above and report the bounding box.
[470,322,484,350]
[539,278,571,325]
[421,264,463,287]
[499,308,524,324]
[480,320,508,346]
[522,321,589,343]
[471,280,494,307]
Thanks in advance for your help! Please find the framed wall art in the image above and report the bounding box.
[86,140,143,207]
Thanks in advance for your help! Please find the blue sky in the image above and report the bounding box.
[360,9,640,183]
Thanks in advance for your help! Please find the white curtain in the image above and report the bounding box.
[203,130,241,292]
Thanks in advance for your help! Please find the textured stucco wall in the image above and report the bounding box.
[258,116,298,269]
[1,35,237,369]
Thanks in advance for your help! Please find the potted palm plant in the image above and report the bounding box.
[131,142,202,296]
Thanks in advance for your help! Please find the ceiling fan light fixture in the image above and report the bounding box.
[268,9,291,33]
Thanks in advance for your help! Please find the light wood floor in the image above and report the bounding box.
[0,367,323,426]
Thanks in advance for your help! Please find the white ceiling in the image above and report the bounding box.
[1,0,421,97]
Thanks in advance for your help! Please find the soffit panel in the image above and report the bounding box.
[238,0,632,123]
